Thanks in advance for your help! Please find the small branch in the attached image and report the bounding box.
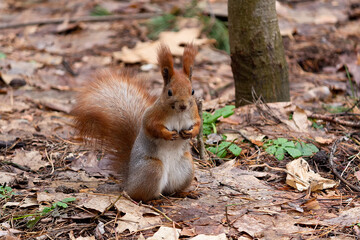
[0,139,26,150]
[140,203,181,228]
[309,113,360,128]
[328,137,360,192]
[196,99,206,160]
[44,148,54,175]
[93,194,123,221]
[251,89,283,125]
[0,13,160,30]
[225,204,248,226]
[344,99,360,114]
[120,192,181,227]
[62,60,77,77]
[0,161,32,172]
[250,163,309,187]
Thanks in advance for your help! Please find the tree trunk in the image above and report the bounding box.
[228,0,290,107]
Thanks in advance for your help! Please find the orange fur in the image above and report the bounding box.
[71,70,156,175]
[182,43,198,79]
[157,44,174,85]
[144,105,180,141]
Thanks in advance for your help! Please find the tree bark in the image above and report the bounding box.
[228,0,290,107]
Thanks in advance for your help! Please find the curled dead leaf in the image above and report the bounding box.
[286,158,338,192]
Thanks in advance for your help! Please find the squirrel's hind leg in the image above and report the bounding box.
[125,157,163,202]
[177,151,195,191]
[163,151,194,196]
[168,151,198,198]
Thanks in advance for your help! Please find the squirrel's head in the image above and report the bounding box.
[157,43,198,113]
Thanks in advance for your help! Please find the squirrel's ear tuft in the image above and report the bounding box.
[182,43,198,81]
[157,44,174,85]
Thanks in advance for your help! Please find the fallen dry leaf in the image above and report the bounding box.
[276,1,347,25]
[32,53,63,65]
[293,106,311,131]
[158,28,209,56]
[180,227,196,237]
[113,41,157,64]
[82,195,115,213]
[3,198,38,208]
[189,233,227,240]
[37,192,75,203]
[115,198,162,234]
[233,212,307,238]
[324,207,360,226]
[113,28,210,64]
[303,86,331,102]
[301,198,321,211]
[286,158,338,191]
[355,171,360,181]
[0,230,22,238]
[147,226,181,240]
[0,172,17,184]
[74,237,95,240]
[315,136,334,144]
[12,149,48,171]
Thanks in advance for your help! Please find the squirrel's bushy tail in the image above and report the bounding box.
[72,70,156,166]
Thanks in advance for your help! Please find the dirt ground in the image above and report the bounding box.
[0,0,360,239]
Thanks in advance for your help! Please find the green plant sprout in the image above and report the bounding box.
[207,141,242,158]
[0,52,6,59]
[202,105,241,158]
[12,197,77,229]
[203,105,235,135]
[310,119,324,129]
[323,104,349,114]
[345,64,358,99]
[91,5,111,16]
[264,138,319,161]
[0,185,16,199]
[147,14,178,40]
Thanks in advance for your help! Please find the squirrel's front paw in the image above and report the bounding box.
[180,128,193,139]
[168,130,180,141]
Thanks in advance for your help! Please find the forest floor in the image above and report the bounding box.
[1,0,360,239]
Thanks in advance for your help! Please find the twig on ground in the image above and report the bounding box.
[252,90,283,125]
[141,203,181,228]
[0,139,25,150]
[225,203,248,226]
[309,113,360,127]
[343,99,360,114]
[196,99,206,160]
[120,191,180,227]
[93,194,123,221]
[0,13,160,30]
[250,163,309,186]
[62,60,77,77]
[328,137,360,192]
[120,225,163,237]
[44,148,54,175]
[0,161,32,172]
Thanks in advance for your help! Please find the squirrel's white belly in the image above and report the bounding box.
[156,139,191,193]
[157,111,194,193]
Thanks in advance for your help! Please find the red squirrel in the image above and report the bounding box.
[72,43,201,201]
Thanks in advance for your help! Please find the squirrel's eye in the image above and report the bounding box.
[168,89,173,96]
[191,89,195,95]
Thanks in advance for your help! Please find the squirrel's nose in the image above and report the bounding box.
[179,104,187,111]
